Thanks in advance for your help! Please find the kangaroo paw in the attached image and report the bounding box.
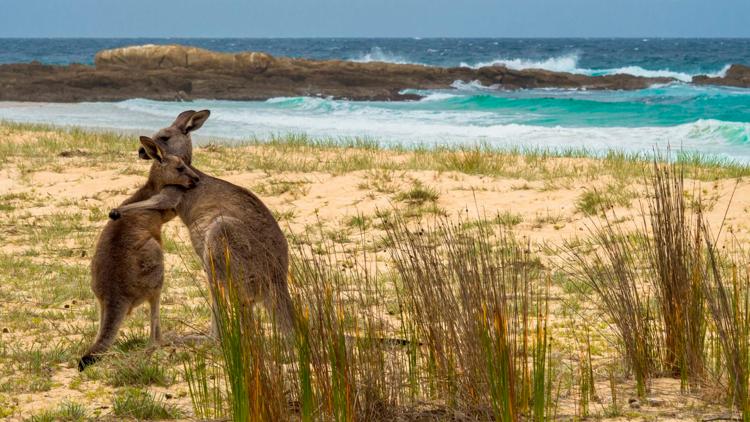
[77,354,101,371]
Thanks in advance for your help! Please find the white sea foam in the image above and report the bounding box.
[350,47,414,65]
[460,54,581,73]
[708,64,733,78]
[597,66,694,82]
[458,53,731,83]
[450,80,499,91]
[348,49,731,84]
[0,100,748,162]
[417,92,460,102]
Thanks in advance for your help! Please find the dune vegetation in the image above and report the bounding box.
[3,121,750,420]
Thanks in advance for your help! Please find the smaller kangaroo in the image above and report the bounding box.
[78,137,199,371]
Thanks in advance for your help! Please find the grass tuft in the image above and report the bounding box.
[112,388,182,420]
[109,355,174,387]
[27,401,87,422]
[394,181,440,205]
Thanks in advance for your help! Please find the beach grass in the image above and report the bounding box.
[2,121,750,420]
[4,121,750,182]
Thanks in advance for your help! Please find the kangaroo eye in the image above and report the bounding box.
[159,136,169,142]
[177,166,185,172]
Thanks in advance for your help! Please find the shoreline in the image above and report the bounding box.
[4,118,750,172]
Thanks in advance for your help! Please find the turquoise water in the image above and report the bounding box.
[2,84,748,160]
[0,38,749,160]
[402,84,750,128]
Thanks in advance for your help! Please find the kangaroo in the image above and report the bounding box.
[78,137,200,371]
[111,110,295,336]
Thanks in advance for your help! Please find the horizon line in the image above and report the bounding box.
[2,36,750,40]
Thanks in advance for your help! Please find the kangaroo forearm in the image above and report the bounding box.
[113,187,184,217]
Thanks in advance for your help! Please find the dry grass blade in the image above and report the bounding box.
[561,213,659,398]
[703,232,750,419]
[384,214,553,420]
[645,160,706,384]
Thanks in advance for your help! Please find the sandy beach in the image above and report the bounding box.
[1,122,749,420]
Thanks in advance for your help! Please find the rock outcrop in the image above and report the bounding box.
[693,64,750,88]
[95,44,275,73]
[0,44,746,103]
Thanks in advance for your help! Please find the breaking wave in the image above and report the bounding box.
[460,54,581,73]
[349,47,414,65]
[458,53,731,83]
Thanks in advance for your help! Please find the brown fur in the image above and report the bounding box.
[129,110,295,334]
[78,139,199,371]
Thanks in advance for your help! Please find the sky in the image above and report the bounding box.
[0,0,749,38]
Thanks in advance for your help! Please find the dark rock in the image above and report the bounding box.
[0,44,708,103]
[693,64,750,88]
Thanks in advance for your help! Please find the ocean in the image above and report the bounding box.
[1,38,749,160]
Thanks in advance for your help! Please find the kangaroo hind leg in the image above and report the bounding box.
[78,300,129,371]
[149,293,162,345]
[201,216,257,339]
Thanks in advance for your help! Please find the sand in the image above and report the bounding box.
[0,125,747,420]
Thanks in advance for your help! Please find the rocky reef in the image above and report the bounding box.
[692,64,750,88]
[0,44,746,102]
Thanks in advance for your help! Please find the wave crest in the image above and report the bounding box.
[457,53,731,83]
[350,47,413,65]
[595,66,693,82]
[460,54,580,73]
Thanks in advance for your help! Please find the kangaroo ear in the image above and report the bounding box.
[172,110,196,128]
[172,110,210,134]
[184,110,211,134]
[139,136,164,163]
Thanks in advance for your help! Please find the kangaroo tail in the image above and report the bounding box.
[78,301,128,371]
[269,283,297,335]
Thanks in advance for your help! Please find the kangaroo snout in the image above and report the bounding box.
[183,169,200,188]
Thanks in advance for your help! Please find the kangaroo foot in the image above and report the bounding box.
[77,354,102,372]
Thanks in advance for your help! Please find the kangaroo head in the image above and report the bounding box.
[138,110,211,165]
[140,136,200,189]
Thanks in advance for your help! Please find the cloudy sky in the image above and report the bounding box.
[1,0,748,38]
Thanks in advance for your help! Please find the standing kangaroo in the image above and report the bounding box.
[78,138,200,371]
[111,110,295,335]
